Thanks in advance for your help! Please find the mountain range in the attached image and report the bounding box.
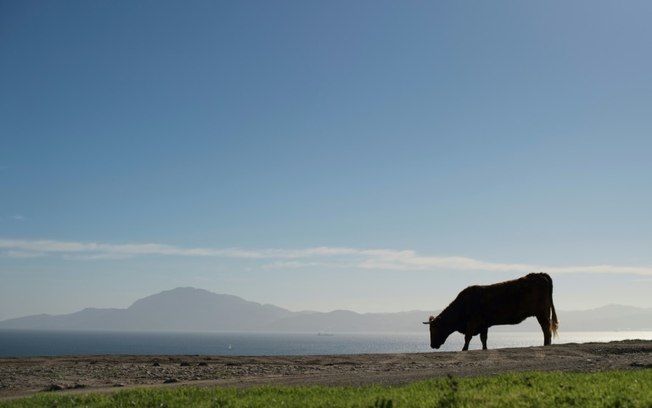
[1,287,651,333]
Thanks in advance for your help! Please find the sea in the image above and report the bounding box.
[1,330,651,358]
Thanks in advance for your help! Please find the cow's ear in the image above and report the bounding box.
[429,315,436,322]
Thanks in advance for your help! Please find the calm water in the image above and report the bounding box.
[1,330,650,357]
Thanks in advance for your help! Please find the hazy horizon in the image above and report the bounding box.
[2,1,652,321]
[1,283,651,323]
[2,286,651,337]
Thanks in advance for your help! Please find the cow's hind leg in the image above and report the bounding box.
[480,328,488,350]
[536,313,552,346]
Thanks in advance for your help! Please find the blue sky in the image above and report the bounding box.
[2,1,652,321]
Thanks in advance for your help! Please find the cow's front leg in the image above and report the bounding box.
[462,333,472,351]
[480,328,488,350]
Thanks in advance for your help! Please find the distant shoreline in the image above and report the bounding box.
[2,288,650,334]
[1,340,651,400]
[2,329,651,358]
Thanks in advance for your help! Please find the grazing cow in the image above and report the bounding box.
[424,272,558,351]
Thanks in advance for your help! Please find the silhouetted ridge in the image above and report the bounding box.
[0,288,650,332]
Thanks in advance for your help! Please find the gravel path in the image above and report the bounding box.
[1,340,651,400]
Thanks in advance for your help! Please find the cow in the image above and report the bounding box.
[423,272,558,351]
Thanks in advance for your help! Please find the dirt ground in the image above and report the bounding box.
[1,340,651,400]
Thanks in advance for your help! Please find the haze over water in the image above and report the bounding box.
[2,330,651,358]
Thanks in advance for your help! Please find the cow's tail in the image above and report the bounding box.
[550,301,559,338]
[548,274,559,338]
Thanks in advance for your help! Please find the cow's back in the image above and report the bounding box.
[464,273,553,326]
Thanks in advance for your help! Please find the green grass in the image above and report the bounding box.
[3,370,652,407]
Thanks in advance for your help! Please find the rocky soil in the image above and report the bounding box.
[1,340,651,400]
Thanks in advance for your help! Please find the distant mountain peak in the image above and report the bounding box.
[1,289,650,332]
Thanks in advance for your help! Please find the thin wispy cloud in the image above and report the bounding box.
[0,239,355,260]
[3,250,46,259]
[1,238,652,275]
[262,261,325,270]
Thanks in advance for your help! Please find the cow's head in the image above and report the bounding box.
[423,315,450,349]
